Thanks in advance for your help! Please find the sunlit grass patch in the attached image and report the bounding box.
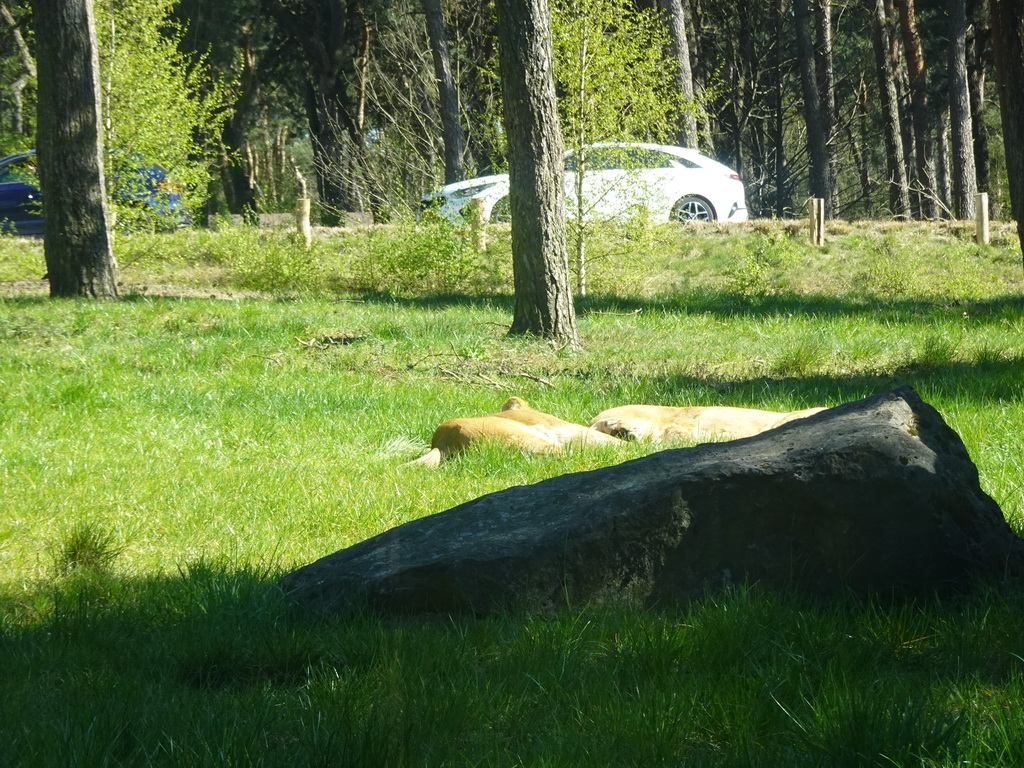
[1,222,1024,765]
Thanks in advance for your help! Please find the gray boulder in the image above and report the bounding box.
[281,386,1024,615]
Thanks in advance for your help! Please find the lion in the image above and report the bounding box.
[407,396,625,467]
[588,404,826,443]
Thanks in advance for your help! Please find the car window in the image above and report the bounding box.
[564,147,699,172]
[565,147,637,172]
[0,158,37,185]
[663,153,700,169]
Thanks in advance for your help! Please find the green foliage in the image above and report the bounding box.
[223,230,324,294]
[95,0,231,230]
[552,0,683,149]
[347,216,494,296]
[727,230,805,296]
[550,0,685,293]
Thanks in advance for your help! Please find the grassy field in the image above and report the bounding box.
[3,219,1024,765]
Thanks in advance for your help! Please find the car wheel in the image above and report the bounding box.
[670,195,716,222]
[489,196,511,224]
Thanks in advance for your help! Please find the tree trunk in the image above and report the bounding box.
[34,0,117,298]
[948,0,976,219]
[966,9,990,204]
[852,76,873,217]
[219,31,260,220]
[991,0,1024,263]
[494,0,578,347]
[771,0,789,216]
[894,0,937,217]
[871,0,911,217]
[423,0,465,184]
[266,0,367,225]
[793,0,830,212]
[936,107,952,213]
[812,0,838,217]
[661,0,699,148]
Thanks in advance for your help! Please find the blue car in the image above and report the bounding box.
[0,151,189,235]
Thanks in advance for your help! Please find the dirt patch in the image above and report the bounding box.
[0,280,263,301]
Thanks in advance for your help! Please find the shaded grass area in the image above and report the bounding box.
[3,568,1024,766]
[3,222,1024,764]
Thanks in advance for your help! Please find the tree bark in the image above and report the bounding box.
[991,0,1024,263]
[494,0,578,346]
[948,0,976,219]
[852,76,873,216]
[423,0,465,184]
[871,0,911,217]
[812,0,838,217]
[771,0,789,216]
[966,9,990,204]
[936,107,952,213]
[34,0,117,298]
[793,0,830,214]
[894,0,937,217]
[661,0,699,148]
[218,31,260,220]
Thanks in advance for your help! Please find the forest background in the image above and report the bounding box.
[0,0,1007,230]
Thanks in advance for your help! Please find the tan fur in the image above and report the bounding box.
[588,404,826,444]
[407,397,623,466]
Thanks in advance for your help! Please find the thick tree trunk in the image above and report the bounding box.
[948,0,976,219]
[991,0,1024,263]
[871,0,911,217]
[661,0,699,148]
[812,0,839,217]
[793,0,830,213]
[34,0,117,298]
[895,0,937,217]
[495,0,578,347]
[423,0,465,184]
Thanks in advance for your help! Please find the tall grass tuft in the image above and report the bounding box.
[50,522,125,576]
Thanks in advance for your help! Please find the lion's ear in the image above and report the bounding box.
[501,397,530,411]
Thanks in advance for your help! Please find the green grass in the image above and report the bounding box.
[2,220,1024,765]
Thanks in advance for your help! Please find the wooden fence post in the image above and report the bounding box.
[809,198,825,246]
[975,192,989,245]
[294,166,312,248]
[468,198,488,251]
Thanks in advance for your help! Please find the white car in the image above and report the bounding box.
[419,142,748,225]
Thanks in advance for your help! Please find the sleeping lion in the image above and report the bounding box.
[407,397,624,467]
[588,404,826,443]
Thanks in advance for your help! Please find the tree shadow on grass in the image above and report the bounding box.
[3,561,1024,767]
[626,356,1024,408]
[352,289,1024,326]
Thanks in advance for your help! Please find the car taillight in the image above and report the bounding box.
[157,180,183,194]
[728,173,741,181]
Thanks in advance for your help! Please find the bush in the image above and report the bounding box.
[346,217,486,295]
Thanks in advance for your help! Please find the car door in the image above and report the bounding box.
[563,146,631,220]
[564,146,679,220]
[0,156,43,235]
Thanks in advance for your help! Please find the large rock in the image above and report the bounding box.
[281,386,1024,615]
